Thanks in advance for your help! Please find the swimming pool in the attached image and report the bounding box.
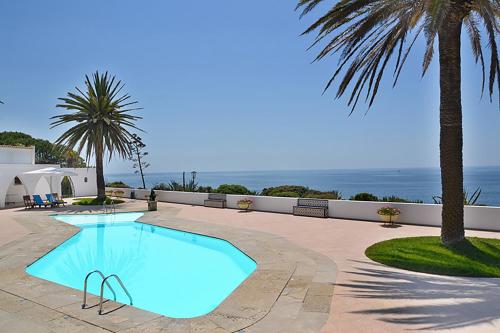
[26,212,256,318]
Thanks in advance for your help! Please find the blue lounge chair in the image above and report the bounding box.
[46,194,60,207]
[33,194,52,208]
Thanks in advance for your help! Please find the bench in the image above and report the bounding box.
[293,198,329,218]
[204,193,227,208]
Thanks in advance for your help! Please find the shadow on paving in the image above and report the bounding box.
[337,260,500,331]
[11,204,143,214]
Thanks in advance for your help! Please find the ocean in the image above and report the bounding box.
[105,167,500,206]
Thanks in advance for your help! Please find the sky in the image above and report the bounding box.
[0,0,499,174]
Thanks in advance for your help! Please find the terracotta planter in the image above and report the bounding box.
[148,200,157,211]
[379,214,399,224]
[238,202,252,210]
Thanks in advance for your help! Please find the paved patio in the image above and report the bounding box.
[0,200,499,332]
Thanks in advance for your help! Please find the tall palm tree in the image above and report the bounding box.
[51,71,142,201]
[297,0,499,245]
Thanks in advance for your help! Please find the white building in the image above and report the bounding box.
[0,145,97,208]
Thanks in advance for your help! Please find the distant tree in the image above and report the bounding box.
[129,134,149,189]
[51,71,142,201]
[350,193,379,202]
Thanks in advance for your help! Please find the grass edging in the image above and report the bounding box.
[72,197,125,205]
[365,236,500,277]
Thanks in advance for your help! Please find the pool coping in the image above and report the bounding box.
[0,202,337,332]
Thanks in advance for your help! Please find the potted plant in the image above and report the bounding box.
[377,207,400,226]
[237,199,253,211]
[148,189,157,211]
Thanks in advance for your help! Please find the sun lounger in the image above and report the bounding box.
[33,194,53,208]
[46,194,61,207]
[52,193,67,207]
[23,195,34,209]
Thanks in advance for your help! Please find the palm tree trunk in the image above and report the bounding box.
[438,15,465,245]
[95,145,106,201]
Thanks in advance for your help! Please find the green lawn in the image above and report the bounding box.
[365,236,500,277]
[72,197,125,205]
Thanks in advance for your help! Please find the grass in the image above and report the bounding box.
[365,236,500,277]
[72,197,125,206]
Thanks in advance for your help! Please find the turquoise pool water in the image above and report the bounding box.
[26,212,256,318]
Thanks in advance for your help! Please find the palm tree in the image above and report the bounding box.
[51,71,142,201]
[297,0,499,245]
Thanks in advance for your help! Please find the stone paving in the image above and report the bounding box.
[0,201,336,332]
[1,200,500,332]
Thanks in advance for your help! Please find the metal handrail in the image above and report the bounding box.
[98,274,133,315]
[103,200,115,214]
[82,270,117,309]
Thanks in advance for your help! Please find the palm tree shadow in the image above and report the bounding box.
[338,260,500,330]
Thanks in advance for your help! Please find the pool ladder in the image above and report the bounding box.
[102,199,115,214]
[82,270,133,315]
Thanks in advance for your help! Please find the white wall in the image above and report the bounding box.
[107,187,500,232]
[0,146,35,164]
[63,168,97,197]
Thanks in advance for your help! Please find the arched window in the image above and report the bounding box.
[84,177,88,183]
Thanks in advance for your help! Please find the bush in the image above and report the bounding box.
[303,190,342,200]
[271,191,301,197]
[73,197,124,205]
[106,181,130,188]
[215,184,254,195]
[350,192,379,201]
[153,183,170,191]
[262,185,342,199]
[197,186,213,193]
[381,195,423,203]
[261,185,309,197]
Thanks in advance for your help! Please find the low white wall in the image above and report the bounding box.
[106,188,500,232]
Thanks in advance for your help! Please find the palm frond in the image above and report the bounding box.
[51,71,142,163]
[298,0,500,111]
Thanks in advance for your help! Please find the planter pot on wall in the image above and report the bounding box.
[148,200,157,211]
[238,202,252,210]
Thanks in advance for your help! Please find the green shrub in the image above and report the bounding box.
[304,192,337,199]
[350,192,379,201]
[106,181,130,188]
[303,190,342,200]
[197,186,213,193]
[73,197,124,205]
[381,195,423,203]
[215,184,254,195]
[271,191,301,197]
[153,182,173,191]
[261,185,309,197]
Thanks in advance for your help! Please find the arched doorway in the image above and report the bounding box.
[61,176,75,198]
[4,176,28,207]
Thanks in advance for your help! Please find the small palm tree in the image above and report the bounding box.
[51,71,142,201]
[297,0,499,244]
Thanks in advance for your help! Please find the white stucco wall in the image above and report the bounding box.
[107,187,500,232]
[0,146,35,164]
[62,168,97,197]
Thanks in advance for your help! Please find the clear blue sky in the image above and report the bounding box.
[0,0,498,174]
